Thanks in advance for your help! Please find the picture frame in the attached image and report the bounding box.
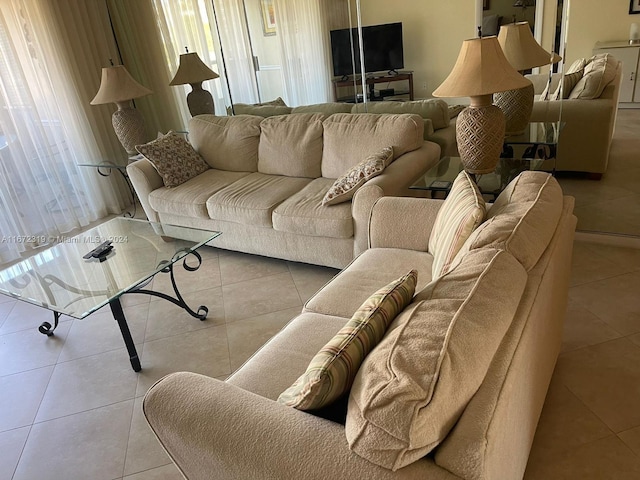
[260,0,276,36]
[483,0,490,10]
[631,0,640,14]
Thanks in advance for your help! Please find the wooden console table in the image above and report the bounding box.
[332,72,414,102]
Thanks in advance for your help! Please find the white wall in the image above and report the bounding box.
[355,0,476,99]
[566,0,638,61]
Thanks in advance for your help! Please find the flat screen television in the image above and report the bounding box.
[330,22,404,78]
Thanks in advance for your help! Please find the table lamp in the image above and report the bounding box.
[91,65,152,155]
[495,21,561,135]
[433,36,530,175]
[170,50,219,117]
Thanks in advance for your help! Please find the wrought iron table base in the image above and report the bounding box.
[38,250,208,372]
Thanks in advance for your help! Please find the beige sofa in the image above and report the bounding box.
[527,60,622,178]
[143,171,576,480]
[127,112,441,269]
[233,99,458,158]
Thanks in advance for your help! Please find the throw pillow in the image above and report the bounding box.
[322,146,394,206]
[257,96,287,107]
[568,53,618,100]
[428,170,486,278]
[550,70,584,101]
[136,131,209,188]
[277,270,418,411]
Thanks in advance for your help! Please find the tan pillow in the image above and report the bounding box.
[550,70,584,101]
[135,132,209,188]
[322,147,394,206]
[345,248,527,471]
[569,53,618,100]
[278,270,417,410]
[428,171,485,278]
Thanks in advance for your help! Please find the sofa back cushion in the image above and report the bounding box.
[453,171,563,272]
[568,53,618,100]
[258,113,325,178]
[321,113,424,179]
[189,115,262,172]
[232,104,293,117]
[345,248,527,471]
[292,103,353,115]
[351,99,450,130]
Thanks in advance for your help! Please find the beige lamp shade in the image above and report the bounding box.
[433,37,530,98]
[90,65,152,105]
[170,52,219,86]
[498,22,561,71]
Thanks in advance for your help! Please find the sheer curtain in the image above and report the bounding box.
[0,0,126,265]
[273,0,333,106]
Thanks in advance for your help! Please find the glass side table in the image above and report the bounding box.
[502,121,563,163]
[78,158,140,218]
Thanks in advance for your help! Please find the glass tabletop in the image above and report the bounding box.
[0,218,221,319]
[410,156,553,198]
[504,121,563,146]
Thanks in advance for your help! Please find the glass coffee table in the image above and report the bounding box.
[0,218,221,371]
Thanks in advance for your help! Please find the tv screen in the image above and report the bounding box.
[330,22,404,77]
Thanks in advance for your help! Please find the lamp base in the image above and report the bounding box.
[456,104,505,175]
[112,105,147,155]
[187,82,215,117]
[493,82,534,136]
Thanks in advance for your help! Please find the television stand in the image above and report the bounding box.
[332,71,414,103]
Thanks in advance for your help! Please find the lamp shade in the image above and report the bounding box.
[432,37,530,99]
[90,65,152,105]
[498,22,561,71]
[170,52,219,86]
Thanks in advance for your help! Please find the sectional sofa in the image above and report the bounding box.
[143,171,577,480]
[127,112,441,268]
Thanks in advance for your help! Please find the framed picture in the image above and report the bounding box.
[631,0,640,14]
[260,0,276,36]
[483,0,490,10]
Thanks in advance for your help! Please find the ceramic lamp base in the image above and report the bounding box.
[456,104,505,175]
[493,82,534,136]
[187,82,215,117]
[112,105,147,155]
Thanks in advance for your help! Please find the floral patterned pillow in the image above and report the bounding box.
[136,131,209,188]
[322,147,394,206]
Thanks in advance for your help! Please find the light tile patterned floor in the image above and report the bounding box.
[1,237,640,479]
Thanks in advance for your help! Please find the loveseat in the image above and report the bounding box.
[527,56,622,178]
[127,112,441,268]
[143,171,576,480]
[232,99,458,158]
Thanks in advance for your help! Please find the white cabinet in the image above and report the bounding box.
[593,41,640,108]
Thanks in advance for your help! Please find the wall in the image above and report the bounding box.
[354,0,476,99]
[566,0,638,61]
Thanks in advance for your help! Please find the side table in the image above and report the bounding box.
[78,161,138,218]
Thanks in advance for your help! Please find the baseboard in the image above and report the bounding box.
[575,231,640,249]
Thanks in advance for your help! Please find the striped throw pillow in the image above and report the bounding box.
[278,270,417,410]
[550,70,584,100]
[429,171,485,278]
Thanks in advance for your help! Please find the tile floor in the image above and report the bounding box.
[1,237,640,479]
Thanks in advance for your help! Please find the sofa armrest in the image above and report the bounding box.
[126,158,163,223]
[351,141,441,256]
[143,372,456,480]
[368,197,443,251]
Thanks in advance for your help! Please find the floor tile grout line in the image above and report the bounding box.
[119,396,137,479]
[30,396,137,429]
[9,424,33,480]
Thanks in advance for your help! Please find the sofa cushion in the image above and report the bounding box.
[135,132,210,188]
[149,169,250,218]
[232,104,293,117]
[189,115,262,172]
[272,178,353,238]
[258,114,325,178]
[429,171,485,278]
[278,271,417,411]
[305,247,434,319]
[322,147,394,206]
[569,53,618,100]
[345,248,527,471]
[550,70,584,100]
[321,113,424,179]
[352,99,450,130]
[292,103,353,115]
[206,172,311,227]
[453,171,563,271]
